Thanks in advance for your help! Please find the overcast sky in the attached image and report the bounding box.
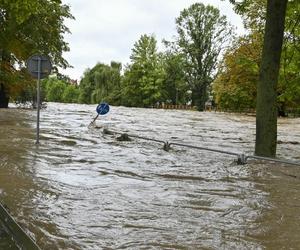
[61,0,245,80]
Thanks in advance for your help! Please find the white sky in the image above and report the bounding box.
[61,0,245,80]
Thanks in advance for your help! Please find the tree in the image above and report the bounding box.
[122,34,165,107]
[213,34,261,111]
[231,0,299,115]
[216,0,299,115]
[0,0,73,108]
[229,0,291,157]
[78,68,95,104]
[14,78,41,108]
[62,84,80,103]
[255,0,288,157]
[161,50,188,105]
[174,3,234,111]
[91,61,122,104]
[79,62,122,105]
[45,78,66,102]
[278,0,300,114]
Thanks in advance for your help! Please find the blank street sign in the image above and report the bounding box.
[27,55,52,79]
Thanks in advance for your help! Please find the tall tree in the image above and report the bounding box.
[255,0,288,156]
[122,34,165,107]
[0,0,73,107]
[161,50,188,105]
[175,3,233,111]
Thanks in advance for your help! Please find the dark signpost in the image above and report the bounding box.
[27,55,52,144]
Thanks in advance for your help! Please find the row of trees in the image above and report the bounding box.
[77,36,187,107]
[75,1,299,115]
[22,0,298,117]
[73,3,233,111]
[7,1,296,113]
[14,75,80,107]
[13,3,230,109]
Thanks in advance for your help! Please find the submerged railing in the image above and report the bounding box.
[102,128,300,167]
[0,202,41,250]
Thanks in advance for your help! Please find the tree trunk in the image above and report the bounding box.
[255,0,288,157]
[0,83,9,108]
[0,50,10,108]
[192,82,208,111]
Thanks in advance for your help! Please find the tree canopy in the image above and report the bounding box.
[0,0,73,107]
[174,3,234,111]
[214,0,299,114]
[122,34,165,107]
[78,62,122,105]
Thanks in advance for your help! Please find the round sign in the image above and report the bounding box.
[96,102,110,115]
[27,54,52,79]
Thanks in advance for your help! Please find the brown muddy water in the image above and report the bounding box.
[0,103,299,250]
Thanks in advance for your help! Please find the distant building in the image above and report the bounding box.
[69,79,78,85]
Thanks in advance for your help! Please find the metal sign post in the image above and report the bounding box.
[27,55,52,144]
[36,57,41,144]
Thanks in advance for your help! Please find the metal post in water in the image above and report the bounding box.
[36,57,41,144]
[89,114,99,127]
[237,154,247,165]
[27,54,51,145]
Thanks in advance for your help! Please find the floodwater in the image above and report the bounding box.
[0,103,299,250]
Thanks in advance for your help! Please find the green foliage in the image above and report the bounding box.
[63,85,80,103]
[29,76,79,104]
[14,81,39,108]
[213,34,261,111]
[45,78,66,102]
[215,0,299,113]
[122,34,165,107]
[161,51,188,104]
[174,3,234,110]
[0,0,40,25]
[72,3,235,109]
[278,0,300,110]
[79,62,122,105]
[0,0,73,67]
[0,0,73,105]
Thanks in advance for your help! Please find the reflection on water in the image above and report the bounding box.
[0,103,299,249]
